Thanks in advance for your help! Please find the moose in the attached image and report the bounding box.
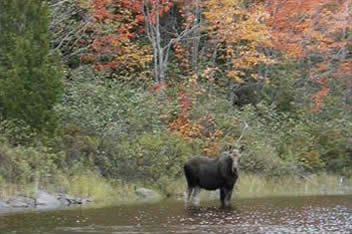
[183,147,242,208]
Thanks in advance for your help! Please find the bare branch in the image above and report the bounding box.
[237,121,249,143]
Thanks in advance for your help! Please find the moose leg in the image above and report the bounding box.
[185,186,200,206]
[191,186,201,205]
[224,188,233,207]
[186,186,194,203]
[220,187,232,208]
[220,188,226,207]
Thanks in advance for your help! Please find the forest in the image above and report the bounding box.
[0,0,352,201]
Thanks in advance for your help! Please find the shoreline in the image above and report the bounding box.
[1,174,352,215]
[1,190,352,216]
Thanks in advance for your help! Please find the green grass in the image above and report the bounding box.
[0,183,37,200]
[54,172,139,206]
[235,174,350,198]
[0,171,138,206]
[168,174,351,200]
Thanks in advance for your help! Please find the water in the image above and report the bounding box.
[1,195,351,233]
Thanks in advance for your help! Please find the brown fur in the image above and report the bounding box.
[184,149,241,208]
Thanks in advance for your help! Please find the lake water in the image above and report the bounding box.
[0,195,351,233]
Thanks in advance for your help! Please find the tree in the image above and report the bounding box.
[203,0,274,105]
[0,0,63,133]
[78,0,201,82]
[82,0,153,82]
[49,0,93,68]
[266,0,352,112]
[142,0,200,82]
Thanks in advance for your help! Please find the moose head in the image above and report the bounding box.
[229,149,242,174]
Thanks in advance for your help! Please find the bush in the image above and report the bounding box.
[240,136,301,176]
[97,132,193,184]
[0,142,65,185]
[0,119,37,146]
[236,101,352,176]
[58,67,164,139]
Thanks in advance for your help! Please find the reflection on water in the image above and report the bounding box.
[0,195,351,233]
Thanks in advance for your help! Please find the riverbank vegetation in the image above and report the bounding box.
[1,0,352,203]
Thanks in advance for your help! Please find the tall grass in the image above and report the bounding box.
[0,171,139,206]
[0,183,37,200]
[54,172,138,205]
[235,174,348,198]
[1,172,350,206]
[168,174,351,201]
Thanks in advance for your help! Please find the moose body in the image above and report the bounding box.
[184,149,241,208]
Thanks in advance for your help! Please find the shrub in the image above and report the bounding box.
[58,68,164,139]
[97,132,193,184]
[235,100,352,176]
[0,119,37,146]
[0,142,65,185]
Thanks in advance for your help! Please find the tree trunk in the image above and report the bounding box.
[191,0,201,70]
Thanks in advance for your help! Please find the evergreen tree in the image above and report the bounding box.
[0,0,63,133]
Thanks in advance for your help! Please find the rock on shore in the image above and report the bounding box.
[135,187,161,202]
[0,190,92,213]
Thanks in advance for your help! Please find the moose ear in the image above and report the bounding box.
[228,145,234,151]
[225,144,234,151]
[239,145,245,153]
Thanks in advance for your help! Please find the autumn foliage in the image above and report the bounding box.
[75,0,352,148]
[81,0,153,79]
[204,0,273,83]
[267,0,352,112]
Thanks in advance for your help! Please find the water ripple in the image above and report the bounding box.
[1,195,351,233]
